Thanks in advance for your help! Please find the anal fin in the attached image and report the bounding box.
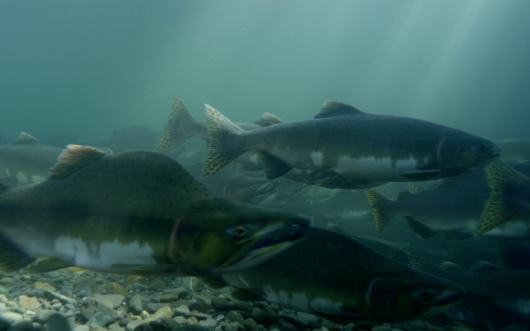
[0,234,35,272]
[405,218,437,240]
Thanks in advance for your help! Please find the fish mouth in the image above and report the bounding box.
[246,182,278,205]
[420,289,464,319]
[249,221,307,253]
[214,216,310,273]
[477,146,502,166]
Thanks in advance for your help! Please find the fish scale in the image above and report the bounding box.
[0,145,310,277]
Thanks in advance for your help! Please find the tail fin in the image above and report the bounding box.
[365,189,395,234]
[477,160,530,235]
[202,105,246,178]
[157,97,206,151]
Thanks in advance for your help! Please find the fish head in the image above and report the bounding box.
[364,272,465,322]
[223,177,278,205]
[437,136,501,175]
[169,198,310,275]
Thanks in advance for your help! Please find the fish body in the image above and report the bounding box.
[0,145,309,276]
[365,163,530,239]
[0,133,63,184]
[204,228,464,323]
[312,189,373,220]
[203,101,500,182]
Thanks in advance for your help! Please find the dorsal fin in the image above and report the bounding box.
[315,101,365,119]
[14,132,39,145]
[254,112,283,127]
[49,145,106,179]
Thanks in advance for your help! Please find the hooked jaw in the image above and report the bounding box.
[215,215,310,273]
[419,287,465,320]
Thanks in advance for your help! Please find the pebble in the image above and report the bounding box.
[74,325,90,331]
[146,306,172,321]
[211,298,229,311]
[146,303,168,314]
[226,311,244,323]
[174,325,210,331]
[157,294,178,303]
[160,317,179,329]
[126,319,143,331]
[148,320,168,331]
[86,311,112,329]
[17,295,40,311]
[296,312,318,326]
[0,277,12,285]
[43,271,60,279]
[280,323,297,331]
[174,316,187,325]
[33,281,55,291]
[371,326,392,331]
[94,294,125,309]
[189,301,214,314]
[174,304,190,316]
[109,322,126,331]
[133,283,148,292]
[129,295,144,315]
[10,320,35,331]
[198,317,217,328]
[163,287,190,299]
[0,311,23,323]
[103,282,130,298]
[145,279,166,291]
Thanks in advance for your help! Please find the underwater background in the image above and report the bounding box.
[2,1,530,331]
[1,0,529,144]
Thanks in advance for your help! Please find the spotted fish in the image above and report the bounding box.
[0,145,310,276]
[201,227,464,323]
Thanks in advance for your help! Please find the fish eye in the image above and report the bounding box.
[227,225,249,237]
[412,289,435,301]
[247,186,255,191]
[474,144,485,153]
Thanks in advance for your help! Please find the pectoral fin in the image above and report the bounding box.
[0,234,35,272]
[259,152,292,179]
